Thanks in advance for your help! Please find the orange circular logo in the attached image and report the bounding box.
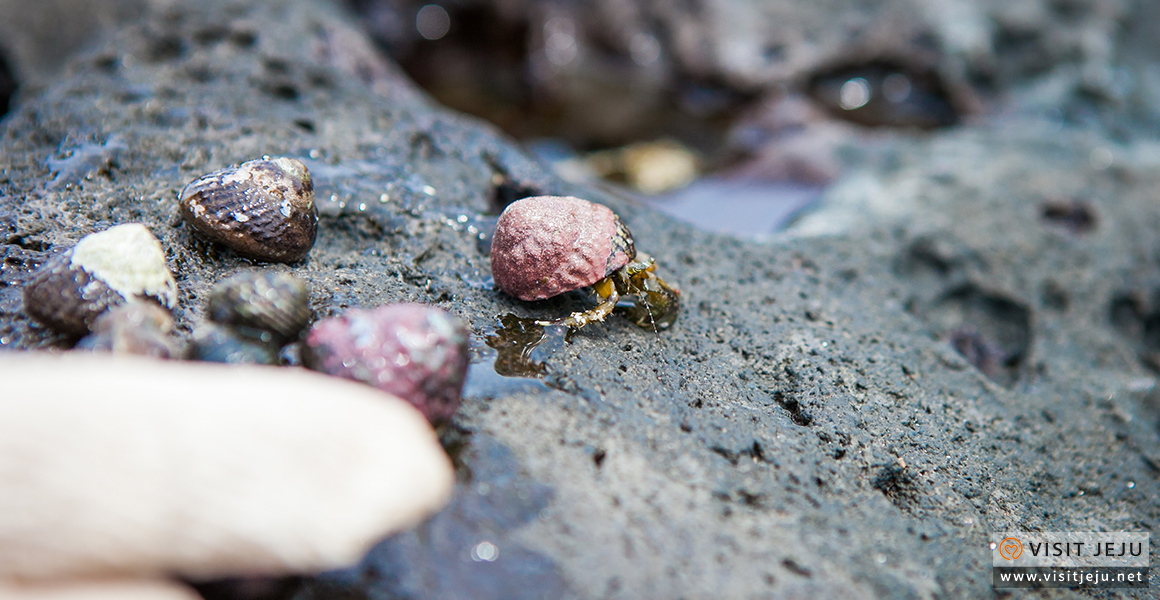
[998,537,1023,560]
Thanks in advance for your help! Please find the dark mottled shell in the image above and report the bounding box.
[179,157,317,263]
[490,196,635,301]
[25,254,124,337]
[302,304,469,423]
[22,224,177,337]
[187,322,281,365]
[75,301,178,358]
[207,271,311,344]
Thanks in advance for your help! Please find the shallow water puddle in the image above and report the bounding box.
[646,177,823,238]
[463,315,569,398]
[296,435,569,599]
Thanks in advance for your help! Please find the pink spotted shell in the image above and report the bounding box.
[301,304,470,424]
[490,196,636,301]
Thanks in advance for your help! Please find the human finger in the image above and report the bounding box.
[0,353,454,581]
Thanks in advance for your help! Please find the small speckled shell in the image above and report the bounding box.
[179,157,317,263]
[22,224,177,337]
[302,304,469,423]
[490,196,635,301]
[207,271,311,344]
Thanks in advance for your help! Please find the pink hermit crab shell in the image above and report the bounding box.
[490,196,636,301]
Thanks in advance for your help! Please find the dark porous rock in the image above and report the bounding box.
[0,0,1158,599]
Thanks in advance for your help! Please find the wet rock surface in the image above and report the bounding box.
[0,0,1158,599]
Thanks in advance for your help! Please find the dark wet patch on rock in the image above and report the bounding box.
[0,45,17,117]
[913,284,1032,387]
[1040,198,1097,234]
[871,463,924,514]
[302,434,571,600]
[1108,288,1160,372]
[807,59,961,129]
[44,134,127,190]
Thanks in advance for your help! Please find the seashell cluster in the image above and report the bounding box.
[302,304,470,424]
[490,195,635,302]
[179,157,318,263]
[22,224,177,337]
[188,271,312,364]
[75,301,179,358]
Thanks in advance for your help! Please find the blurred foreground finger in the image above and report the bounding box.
[0,578,199,600]
[0,353,454,581]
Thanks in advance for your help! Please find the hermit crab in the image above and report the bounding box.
[490,195,679,330]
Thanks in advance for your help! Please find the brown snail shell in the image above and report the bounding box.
[22,224,177,337]
[489,196,635,301]
[207,271,311,344]
[179,157,317,263]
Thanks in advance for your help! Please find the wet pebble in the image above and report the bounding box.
[584,139,698,194]
[22,224,176,337]
[179,157,318,263]
[75,301,179,358]
[303,304,469,423]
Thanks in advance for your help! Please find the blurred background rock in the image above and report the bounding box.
[7,0,1157,192]
[349,0,1156,166]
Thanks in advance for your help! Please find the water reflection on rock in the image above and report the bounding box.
[485,313,563,377]
[295,436,570,600]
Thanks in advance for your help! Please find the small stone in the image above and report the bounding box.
[22,224,177,337]
[75,301,179,358]
[585,139,699,194]
[490,196,635,301]
[179,158,317,263]
[207,271,311,344]
[302,304,469,423]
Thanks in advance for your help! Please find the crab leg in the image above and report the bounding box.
[535,276,620,328]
